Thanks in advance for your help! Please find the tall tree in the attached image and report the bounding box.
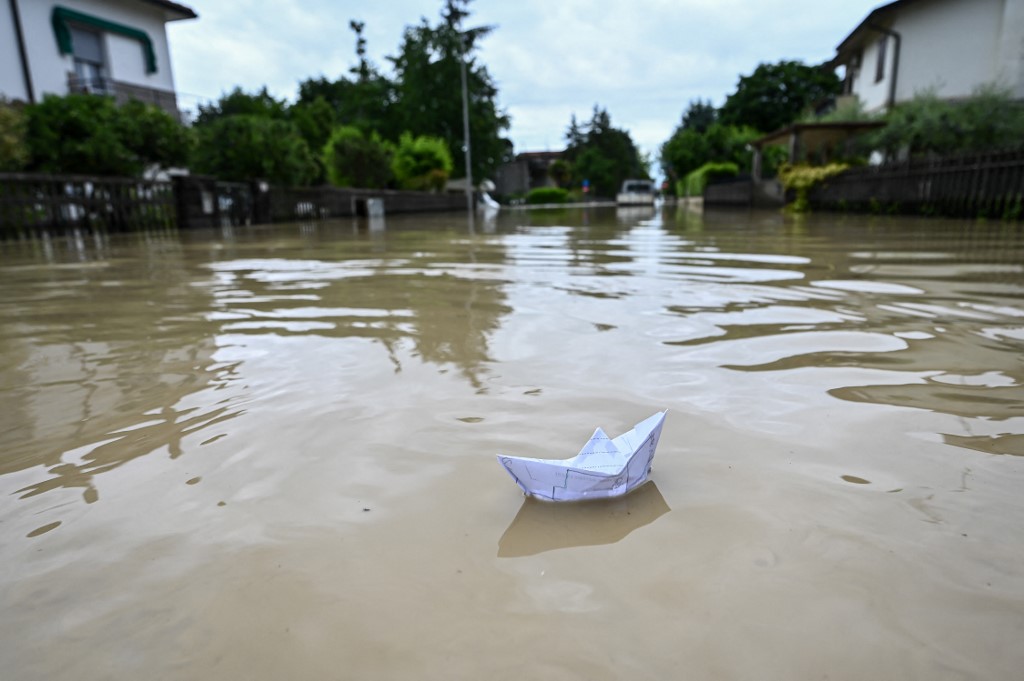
[564,106,647,198]
[681,99,717,134]
[388,0,510,180]
[719,60,840,133]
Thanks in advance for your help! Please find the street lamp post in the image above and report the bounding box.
[459,33,473,217]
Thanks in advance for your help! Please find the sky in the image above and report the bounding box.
[167,1,883,162]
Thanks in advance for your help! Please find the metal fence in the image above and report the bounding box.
[810,149,1024,218]
[0,173,176,233]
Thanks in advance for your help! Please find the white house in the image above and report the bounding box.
[832,0,1024,112]
[0,0,196,117]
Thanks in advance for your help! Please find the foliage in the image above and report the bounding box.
[719,60,841,134]
[660,122,759,182]
[391,132,453,191]
[870,86,1024,159]
[321,125,393,188]
[681,99,717,134]
[24,94,191,176]
[526,186,568,204]
[548,159,571,188]
[192,114,317,186]
[679,161,739,197]
[194,86,287,126]
[563,106,647,198]
[0,99,29,171]
[778,162,849,212]
[388,0,511,180]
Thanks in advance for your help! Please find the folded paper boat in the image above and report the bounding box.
[497,411,667,502]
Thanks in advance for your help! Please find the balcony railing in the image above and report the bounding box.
[67,75,181,121]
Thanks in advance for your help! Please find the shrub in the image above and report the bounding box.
[192,115,317,186]
[526,187,569,204]
[24,94,191,176]
[0,99,28,171]
[778,162,849,212]
[680,161,739,196]
[391,132,452,191]
[321,125,392,188]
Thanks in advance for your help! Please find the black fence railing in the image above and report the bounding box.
[809,149,1024,218]
[0,173,471,235]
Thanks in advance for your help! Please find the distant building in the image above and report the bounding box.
[495,151,565,197]
[1,0,196,117]
[831,0,1024,112]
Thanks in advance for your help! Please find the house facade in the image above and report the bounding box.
[832,0,1024,112]
[0,0,196,117]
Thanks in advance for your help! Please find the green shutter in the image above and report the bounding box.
[51,6,158,74]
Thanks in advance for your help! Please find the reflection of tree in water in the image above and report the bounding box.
[0,230,240,504]
[206,229,512,389]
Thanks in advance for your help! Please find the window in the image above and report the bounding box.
[875,35,888,83]
[70,26,107,91]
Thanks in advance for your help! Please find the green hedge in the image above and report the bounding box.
[526,186,569,204]
[678,161,739,197]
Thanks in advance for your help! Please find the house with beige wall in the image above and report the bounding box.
[1,0,195,117]
[832,0,1024,112]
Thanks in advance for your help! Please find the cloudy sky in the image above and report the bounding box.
[167,1,882,160]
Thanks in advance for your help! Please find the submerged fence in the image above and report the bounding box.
[0,173,469,234]
[810,149,1024,218]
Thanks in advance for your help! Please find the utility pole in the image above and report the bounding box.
[459,33,473,217]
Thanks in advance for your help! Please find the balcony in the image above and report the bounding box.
[67,75,181,121]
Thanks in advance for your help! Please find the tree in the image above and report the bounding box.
[24,94,191,176]
[719,60,840,133]
[681,99,717,134]
[388,0,511,180]
[391,132,452,191]
[192,115,317,186]
[194,86,287,125]
[321,125,393,188]
[660,122,760,185]
[564,105,647,198]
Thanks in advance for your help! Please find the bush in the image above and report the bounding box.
[321,125,392,188]
[391,132,452,191]
[778,162,849,212]
[192,115,317,186]
[24,94,191,176]
[0,99,28,171]
[526,187,569,204]
[680,161,739,197]
[871,86,1024,159]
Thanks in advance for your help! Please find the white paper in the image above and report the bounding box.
[497,411,667,502]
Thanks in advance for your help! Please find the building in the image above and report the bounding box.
[494,151,565,197]
[1,0,196,117]
[831,0,1024,112]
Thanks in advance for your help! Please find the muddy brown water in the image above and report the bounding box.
[1,207,1022,680]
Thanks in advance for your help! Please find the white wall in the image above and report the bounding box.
[894,0,1005,102]
[9,0,180,100]
[848,0,1015,111]
[0,4,30,101]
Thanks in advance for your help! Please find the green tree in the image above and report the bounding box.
[0,99,29,171]
[322,125,393,188]
[660,122,759,188]
[296,20,398,139]
[391,132,452,191]
[681,99,717,134]
[24,94,190,176]
[564,106,647,198]
[719,60,840,133]
[388,0,511,180]
[194,86,287,125]
[192,115,317,186]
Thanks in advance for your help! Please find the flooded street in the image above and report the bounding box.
[1,206,1022,680]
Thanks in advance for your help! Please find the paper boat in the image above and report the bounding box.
[497,411,667,502]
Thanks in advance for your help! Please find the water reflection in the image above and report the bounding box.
[497,481,670,557]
